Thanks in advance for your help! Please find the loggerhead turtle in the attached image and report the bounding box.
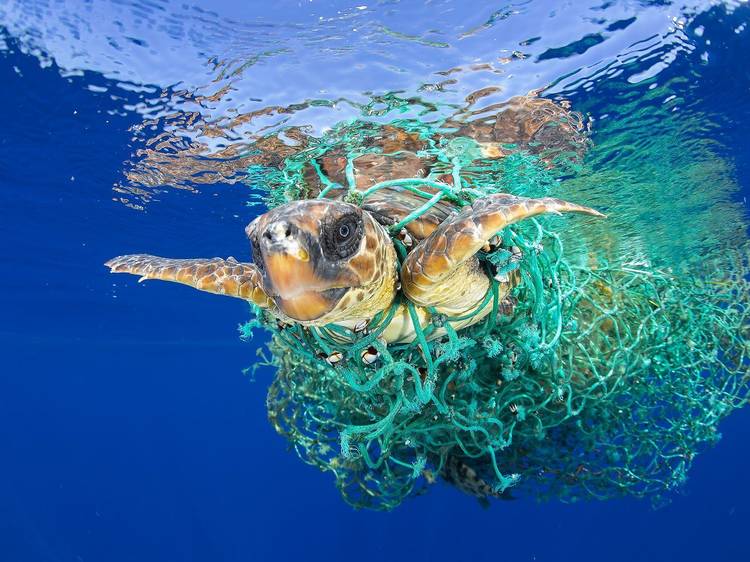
[106,96,604,346]
[106,97,606,505]
[106,193,602,346]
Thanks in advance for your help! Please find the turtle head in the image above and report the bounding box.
[246,199,396,324]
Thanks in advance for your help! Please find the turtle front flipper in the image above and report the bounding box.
[105,254,272,307]
[401,194,605,313]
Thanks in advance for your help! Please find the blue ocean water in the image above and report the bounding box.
[1,1,749,560]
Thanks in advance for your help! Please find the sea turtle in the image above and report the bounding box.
[106,195,601,341]
[106,160,603,346]
[106,95,606,505]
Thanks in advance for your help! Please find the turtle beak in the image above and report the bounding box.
[259,220,314,298]
[258,219,338,321]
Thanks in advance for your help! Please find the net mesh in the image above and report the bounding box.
[242,116,750,510]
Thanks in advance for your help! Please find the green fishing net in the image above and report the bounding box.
[241,116,750,510]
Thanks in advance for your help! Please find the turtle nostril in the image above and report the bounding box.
[264,221,296,244]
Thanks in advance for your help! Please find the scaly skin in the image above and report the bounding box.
[105,255,272,308]
[401,194,605,311]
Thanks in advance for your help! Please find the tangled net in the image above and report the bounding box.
[241,116,750,510]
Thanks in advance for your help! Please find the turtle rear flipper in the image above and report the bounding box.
[400,193,605,312]
[442,455,518,507]
[105,255,272,308]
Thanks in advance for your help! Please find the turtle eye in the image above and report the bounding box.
[322,212,363,260]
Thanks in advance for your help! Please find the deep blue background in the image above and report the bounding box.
[1,1,749,561]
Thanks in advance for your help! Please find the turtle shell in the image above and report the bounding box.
[301,126,458,241]
[298,95,587,242]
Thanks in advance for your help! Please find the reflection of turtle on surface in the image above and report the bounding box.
[107,94,608,505]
